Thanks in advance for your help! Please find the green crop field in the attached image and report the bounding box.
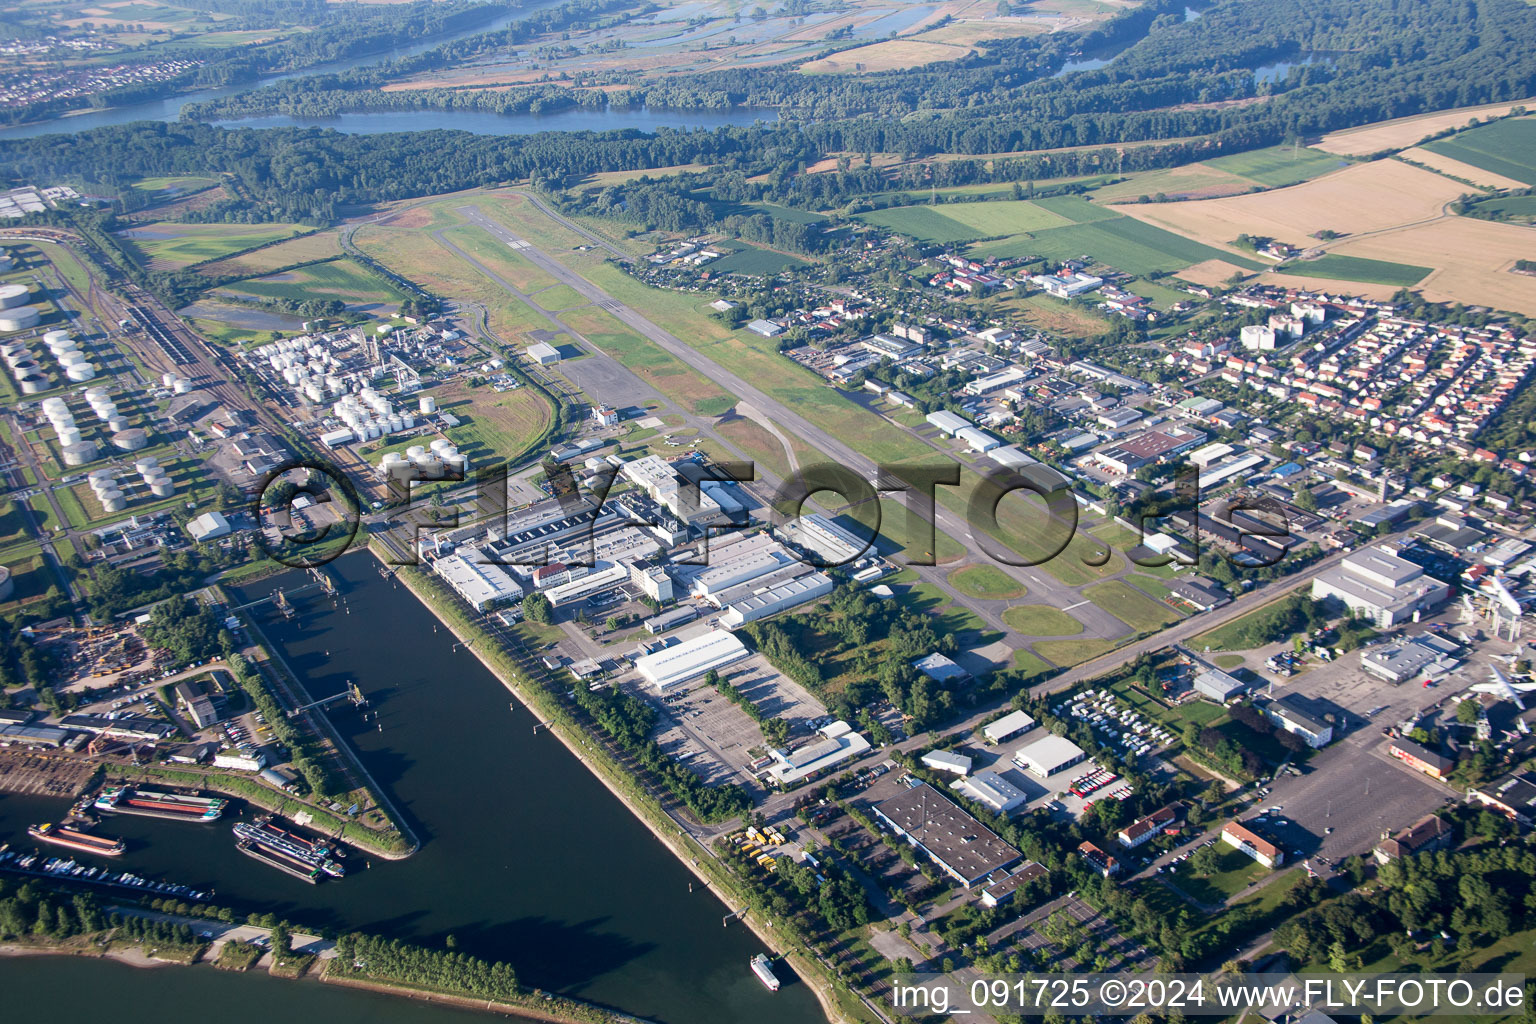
[1029,194,1121,223]
[130,175,218,194]
[1471,194,1536,221]
[120,222,307,269]
[972,213,1265,275]
[709,244,806,274]
[1423,117,1536,185]
[1204,145,1351,188]
[860,198,1086,242]
[220,258,408,309]
[1278,254,1431,286]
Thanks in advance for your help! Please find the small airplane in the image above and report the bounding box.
[1471,666,1536,710]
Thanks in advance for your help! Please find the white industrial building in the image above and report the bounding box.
[634,629,750,691]
[527,342,560,364]
[622,454,724,526]
[767,721,871,785]
[955,426,1003,453]
[677,532,797,599]
[925,410,971,436]
[1263,694,1334,748]
[1311,546,1451,627]
[719,571,834,628]
[954,770,1027,814]
[776,512,868,565]
[1197,452,1267,490]
[987,446,1039,470]
[434,553,525,612]
[983,710,1036,744]
[1013,734,1087,778]
[542,562,630,607]
[1193,668,1246,702]
[921,750,973,775]
[187,511,232,542]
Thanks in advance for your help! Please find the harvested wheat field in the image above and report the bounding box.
[1324,217,1536,316]
[1315,99,1536,156]
[1111,161,1465,251]
[1177,259,1257,287]
[800,39,971,73]
[1399,149,1530,190]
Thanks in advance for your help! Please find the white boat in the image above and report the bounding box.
[751,953,780,992]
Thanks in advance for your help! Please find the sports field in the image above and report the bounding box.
[1422,117,1536,185]
[119,222,307,269]
[219,259,408,311]
[1276,254,1430,287]
[1202,145,1350,188]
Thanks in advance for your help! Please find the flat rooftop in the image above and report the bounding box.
[875,782,1021,883]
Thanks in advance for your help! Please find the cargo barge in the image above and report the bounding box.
[26,822,126,857]
[233,818,345,880]
[235,839,323,884]
[95,785,227,822]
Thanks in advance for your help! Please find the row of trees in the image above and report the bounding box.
[331,932,519,1001]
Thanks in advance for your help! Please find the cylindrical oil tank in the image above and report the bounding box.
[60,441,98,467]
[0,252,12,274]
[59,350,88,368]
[88,468,113,486]
[100,494,127,513]
[0,565,12,601]
[0,284,29,309]
[149,479,175,498]
[445,452,469,474]
[66,364,96,382]
[429,438,453,454]
[0,307,40,331]
[94,405,118,422]
[9,357,39,375]
[83,387,109,403]
[161,373,177,387]
[133,456,159,474]
[406,445,427,461]
[106,417,127,433]
[401,413,416,430]
[112,428,148,451]
[18,373,48,395]
[56,426,82,446]
[387,415,402,433]
[172,378,193,395]
[419,395,437,416]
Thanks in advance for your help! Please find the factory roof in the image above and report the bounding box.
[875,783,1021,884]
[634,629,750,690]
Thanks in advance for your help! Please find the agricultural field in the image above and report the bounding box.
[1314,98,1536,156]
[857,199,1072,242]
[1398,148,1530,191]
[1323,216,1536,315]
[217,258,408,312]
[800,39,973,74]
[130,175,218,195]
[709,243,806,275]
[971,211,1265,276]
[197,231,342,278]
[1088,163,1259,203]
[117,222,308,270]
[1110,161,1466,253]
[1421,117,1536,186]
[1468,194,1536,222]
[1201,145,1351,188]
[1276,254,1431,287]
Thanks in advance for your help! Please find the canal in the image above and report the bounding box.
[0,553,825,1024]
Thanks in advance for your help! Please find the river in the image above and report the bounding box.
[0,553,824,1024]
[0,0,775,141]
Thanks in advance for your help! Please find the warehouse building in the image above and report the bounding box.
[1096,426,1207,475]
[634,629,750,691]
[543,562,630,607]
[434,553,525,612]
[874,783,1022,887]
[925,410,972,436]
[719,571,834,628]
[1361,636,1462,685]
[955,426,1003,453]
[983,710,1036,744]
[954,770,1027,814]
[767,721,871,786]
[1194,668,1247,703]
[1310,546,1451,627]
[913,652,968,684]
[979,861,1048,909]
[775,512,869,566]
[1013,734,1088,778]
[643,606,698,635]
[677,532,797,599]
[921,750,973,775]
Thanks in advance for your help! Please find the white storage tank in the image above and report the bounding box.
[0,284,29,309]
[112,428,149,451]
[0,307,41,331]
[59,350,88,368]
[149,479,175,498]
[419,395,437,416]
[56,425,82,446]
[133,456,160,474]
[106,417,127,433]
[100,493,127,513]
[387,415,402,433]
[161,372,177,387]
[429,438,454,454]
[66,363,96,382]
[406,445,427,461]
[61,441,98,466]
[17,372,49,394]
[83,387,109,403]
[9,357,39,375]
[401,413,416,429]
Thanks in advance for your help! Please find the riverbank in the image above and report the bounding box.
[376,545,860,1024]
